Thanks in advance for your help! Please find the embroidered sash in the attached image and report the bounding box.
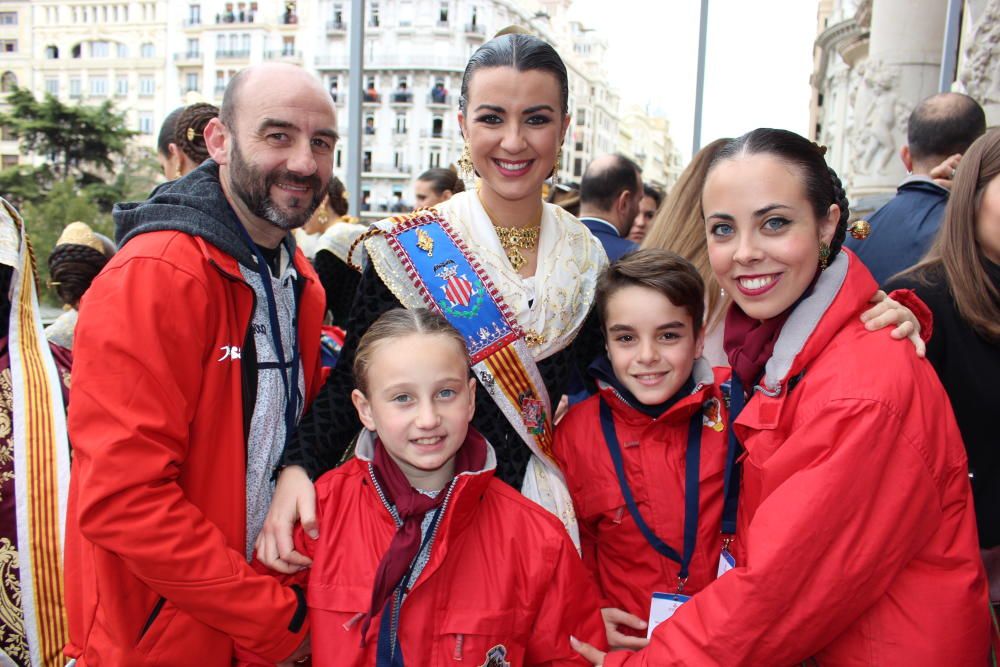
[384,212,559,466]
[1,199,70,666]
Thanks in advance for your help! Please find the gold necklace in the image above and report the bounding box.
[478,193,542,271]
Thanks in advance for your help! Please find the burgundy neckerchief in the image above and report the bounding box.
[359,431,487,643]
[724,272,821,390]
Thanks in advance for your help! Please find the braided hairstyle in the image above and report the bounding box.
[173,103,219,166]
[710,128,851,262]
[48,244,111,308]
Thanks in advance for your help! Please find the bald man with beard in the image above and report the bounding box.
[64,64,337,666]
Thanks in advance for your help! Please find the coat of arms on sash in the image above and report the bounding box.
[435,259,479,311]
[518,390,546,435]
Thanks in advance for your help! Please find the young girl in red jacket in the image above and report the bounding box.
[255,308,606,666]
[572,129,992,666]
[552,250,736,651]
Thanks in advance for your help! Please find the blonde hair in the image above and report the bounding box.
[353,308,469,394]
[642,138,731,329]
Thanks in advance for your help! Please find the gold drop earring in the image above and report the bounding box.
[458,142,475,190]
[550,146,562,185]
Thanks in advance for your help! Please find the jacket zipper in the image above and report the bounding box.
[368,464,458,658]
[137,596,166,643]
[209,258,259,458]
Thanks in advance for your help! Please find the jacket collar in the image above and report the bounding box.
[760,250,873,395]
[579,216,623,238]
[596,356,717,426]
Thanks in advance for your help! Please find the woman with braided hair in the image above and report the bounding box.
[44,221,116,350]
[573,128,991,665]
[156,102,219,179]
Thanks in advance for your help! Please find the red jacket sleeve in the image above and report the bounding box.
[604,398,941,666]
[526,526,609,666]
[70,256,307,662]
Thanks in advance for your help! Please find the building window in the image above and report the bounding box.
[90,77,108,96]
[0,12,17,25]
[139,76,155,96]
[431,117,443,138]
[395,113,407,134]
[335,148,342,168]
[281,36,295,56]
[188,4,201,24]
[0,72,16,93]
[186,72,199,92]
[363,151,372,172]
[429,150,441,168]
[393,151,403,169]
[186,38,200,56]
[117,43,129,58]
[438,2,448,24]
[69,78,82,97]
[141,43,155,58]
[91,40,109,57]
[369,2,380,27]
[44,45,59,59]
[139,112,154,135]
[364,116,375,135]
[44,78,59,95]
[0,40,17,54]
[116,76,128,96]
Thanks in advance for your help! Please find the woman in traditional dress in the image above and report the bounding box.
[258,32,608,570]
[44,221,116,351]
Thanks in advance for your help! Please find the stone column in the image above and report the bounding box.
[848,0,948,198]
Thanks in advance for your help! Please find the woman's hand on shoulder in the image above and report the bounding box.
[860,290,926,358]
[255,465,317,573]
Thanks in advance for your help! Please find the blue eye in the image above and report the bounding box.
[391,394,412,404]
[710,223,734,237]
[763,217,791,231]
[438,388,457,399]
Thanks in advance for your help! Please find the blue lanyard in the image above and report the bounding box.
[599,397,701,584]
[234,224,301,441]
[721,375,745,536]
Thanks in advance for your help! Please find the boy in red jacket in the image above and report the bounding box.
[251,308,606,666]
[552,250,736,651]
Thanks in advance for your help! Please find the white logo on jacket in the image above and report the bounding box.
[218,346,242,361]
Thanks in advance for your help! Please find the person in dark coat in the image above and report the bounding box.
[845,92,985,284]
[578,154,643,261]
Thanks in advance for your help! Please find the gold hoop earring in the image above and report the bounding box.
[819,242,831,270]
[458,142,475,190]
[551,146,563,184]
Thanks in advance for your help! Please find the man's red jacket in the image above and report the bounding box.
[64,229,325,666]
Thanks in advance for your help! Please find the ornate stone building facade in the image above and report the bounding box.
[810,0,1000,216]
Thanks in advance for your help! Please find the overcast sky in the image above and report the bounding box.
[567,0,820,163]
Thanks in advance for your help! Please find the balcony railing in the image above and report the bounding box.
[175,51,202,62]
[427,91,451,106]
[183,18,202,27]
[215,11,255,24]
[216,49,251,59]
[265,50,302,60]
[389,90,413,103]
[465,22,484,34]
[314,54,466,70]
[326,20,346,31]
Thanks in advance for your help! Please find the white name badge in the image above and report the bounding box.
[718,547,736,578]
[647,592,691,638]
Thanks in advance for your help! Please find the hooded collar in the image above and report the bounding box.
[113,160,298,270]
[759,249,863,395]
